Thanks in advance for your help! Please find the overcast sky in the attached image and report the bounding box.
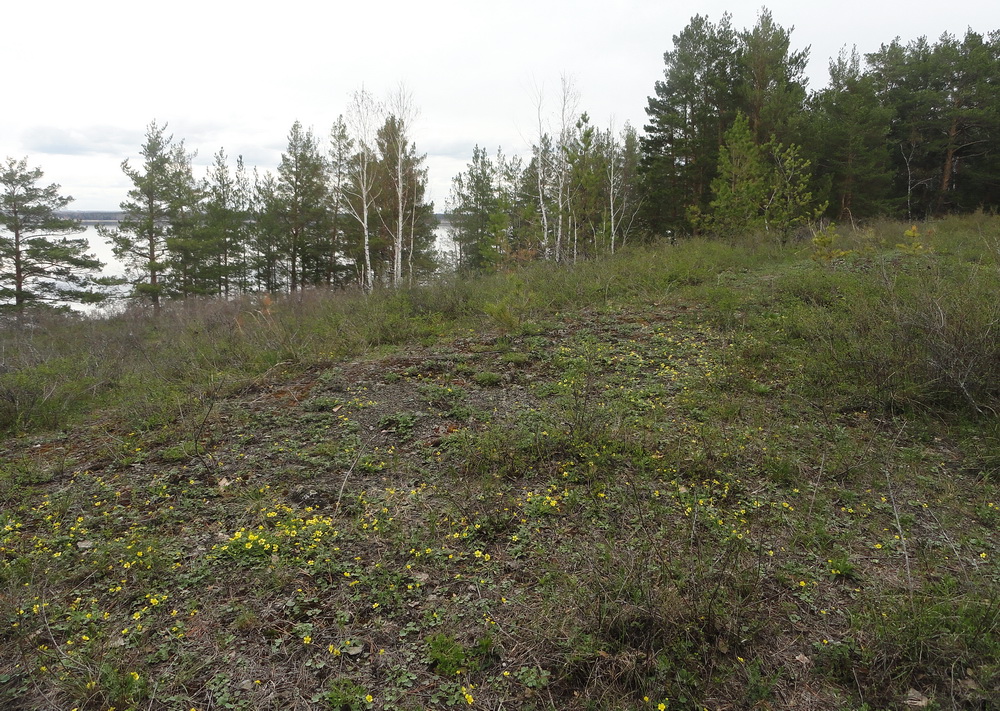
[4,0,998,212]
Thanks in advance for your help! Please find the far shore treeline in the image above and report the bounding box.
[1,9,998,312]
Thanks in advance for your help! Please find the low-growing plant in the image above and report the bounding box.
[323,677,371,711]
[472,371,502,387]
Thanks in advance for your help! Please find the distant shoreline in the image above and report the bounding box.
[60,211,451,226]
[59,211,123,225]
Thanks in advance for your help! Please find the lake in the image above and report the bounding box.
[80,222,458,283]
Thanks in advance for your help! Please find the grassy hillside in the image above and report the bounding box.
[2,217,999,710]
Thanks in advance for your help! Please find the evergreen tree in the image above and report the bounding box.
[566,112,604,261]
[162,145,210,298]
[641,14,740,235]
[0,157,106,310]
[700,114,822,242]
[99,121,199,310]
[327,116,354,287]
[202,150,251,296]
[447,146,501,272]
[402,170,439,284]
[807,47,894,221]
[760,138,825,243]
[736,8,809,146]
[868,30,1000,217]
[274,121,331,292]
[608,124,642,251]
[698,114,767,238]
[641,12,812,236]
[248,169,287,293]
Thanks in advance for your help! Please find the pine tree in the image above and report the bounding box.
[448,146,501,272]
[807,47,894,221]
[273,121,331,292]
[162,145,209,297]
[0,157,106,310]
[247,170,286,293]
[760,139,825,243]
[736,8,809,146]
[99,121,200,310]
[868,30,1000,217]
[327,116,354,287]
[701,114,822,242]
[641,14,739,235]
[700,114,767,238]
[202,150,251,296]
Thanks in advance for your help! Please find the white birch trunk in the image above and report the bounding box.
[344,89,383,293]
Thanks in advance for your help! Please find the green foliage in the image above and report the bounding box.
[806,47,894,220]
[2,216,999,711]
[99,120,201,309]
[809,223,853,262]
[737,8,809,146]
[324,677,370,711]
[378,412,418,437]
[867,29,1000,218]
[645,15,1000,234]
[424,632,494,677]
[424,632,468,676]
[641,13,740,235]
[896,223,930,254]
[274,121,334,292]
[696,113,824,242]
[695,114,766,238]
[847,579,1000,708]
[0,157,108,310]
[472,371,502,387]
[800,251,1000,415]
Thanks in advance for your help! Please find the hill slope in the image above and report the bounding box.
[2,220,999,710]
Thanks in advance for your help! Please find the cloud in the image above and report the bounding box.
[422,137,480,161]
[21,125,145,158]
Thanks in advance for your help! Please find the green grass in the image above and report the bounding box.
[1,217,999,710]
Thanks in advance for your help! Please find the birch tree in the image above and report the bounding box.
[532,77,581,262]
[344,89,383,292]
[604,123,642,252]
[383,86,418,287]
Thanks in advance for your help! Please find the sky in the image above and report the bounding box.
[4,0,999,213]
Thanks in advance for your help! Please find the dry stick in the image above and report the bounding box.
[334,432,379,514]
[882,423,914,605]
[805,452,825,520]
[884,469,914,606]
[853,666,866,707]
[191,375,225,466]
[924,507,969,584]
